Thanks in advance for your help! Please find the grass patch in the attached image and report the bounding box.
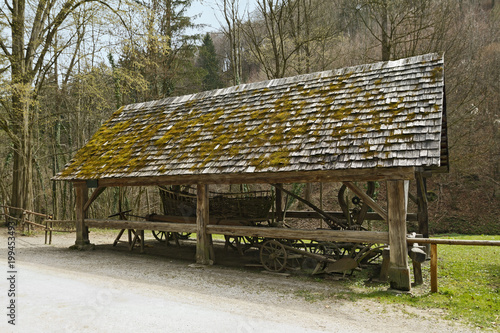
[333,235,500,330]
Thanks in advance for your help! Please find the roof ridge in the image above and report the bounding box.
[123,53,442,111]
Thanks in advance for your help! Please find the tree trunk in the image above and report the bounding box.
[381,0,390,61]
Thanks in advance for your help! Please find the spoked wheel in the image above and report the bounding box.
[224,236,254,255]
[152,230,168,242]
[309,241,343,260]
[260,240,288,272]
[176,232,191,240]
[354,244,385,265]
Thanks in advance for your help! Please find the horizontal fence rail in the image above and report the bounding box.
[407,237,500,293]
[1,205,55,244]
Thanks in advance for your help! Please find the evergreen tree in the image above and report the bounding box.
[198,33,223,91]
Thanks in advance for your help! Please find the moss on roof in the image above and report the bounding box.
[56,53,446,181]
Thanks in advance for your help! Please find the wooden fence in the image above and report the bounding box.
[1,205,75,244]
[407,238,500,293]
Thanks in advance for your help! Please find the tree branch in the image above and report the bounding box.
[31,0,127,78]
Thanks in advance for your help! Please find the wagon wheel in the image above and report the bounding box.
[152,230,168,242]
[224,236,254,255]
[260,240,288,272]
[285,239,306,269]
[309,241,343,260]
[338,182,375,229]
[176,232,191,240]
[353,244,385,265]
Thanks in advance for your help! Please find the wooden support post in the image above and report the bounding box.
[430,243,438,293]
[71,182,93,250]
[275,183,283,222]
[196,184,213,265]
[387,180,411,291]
[416,172,429,238]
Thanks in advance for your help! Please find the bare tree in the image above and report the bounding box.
[218,0,244,85]
[0,0,120,215]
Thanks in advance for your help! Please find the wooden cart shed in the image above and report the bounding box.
[54,53,448,291]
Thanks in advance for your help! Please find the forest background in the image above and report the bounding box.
[0,0,498,234]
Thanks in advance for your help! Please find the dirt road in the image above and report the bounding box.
[0,228,474,332]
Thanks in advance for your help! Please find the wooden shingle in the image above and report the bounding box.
[54,53,448,182]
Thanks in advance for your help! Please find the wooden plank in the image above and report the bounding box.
[343,182,388,221]
[196,184,212,265]
[85,218,391,244]
[386,180,411,291]
[22,220,47,228]
[95,167,416,187]
[84,219,198,233]
[47,220,75,224]
[430,243,438,293]
[206,225,389,243]
[407,238,500,246]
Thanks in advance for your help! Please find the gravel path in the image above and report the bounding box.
[0,228,475,333]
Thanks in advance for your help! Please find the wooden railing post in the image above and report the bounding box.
[430,243,438,293]
[22,210,27,234]
[3,205,8,225]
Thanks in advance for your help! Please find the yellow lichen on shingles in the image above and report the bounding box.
[60,105,170,178]
[62,59,442,179]
[429,66,443,83]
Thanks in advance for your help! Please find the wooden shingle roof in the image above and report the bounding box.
[55,53,447,183]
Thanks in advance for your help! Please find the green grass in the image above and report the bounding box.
[332,235,500,330]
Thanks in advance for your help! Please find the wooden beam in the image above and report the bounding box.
[94,167,416,187]
[85,219,197,233]
[386,180,411,291]
[206,225,389,244]
[407,238,500,246]
[84,186,106,213]
[342,182,388,221]
[83,218,391,244]
[196,184,213,265]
